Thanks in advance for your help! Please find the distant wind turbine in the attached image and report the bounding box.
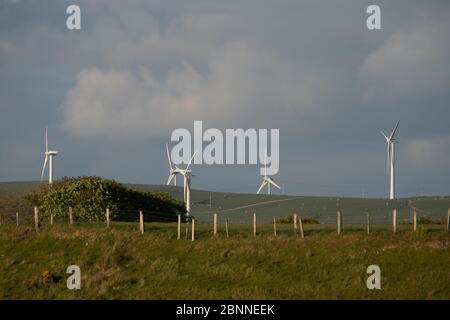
[166,143,179,186]
[41,127,58,185]
[257,148,280,195]
[166,143,197,215]
[381,121,399,200]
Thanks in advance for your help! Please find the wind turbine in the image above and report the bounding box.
[41,127,58,185]
[166,144,196,215]
[166,143,179,186]
[257,149,280,195]
[381,121,399,200]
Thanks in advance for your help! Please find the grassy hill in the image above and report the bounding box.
[129,184,450,225]
[0,181,41,194]
[1,181,449,224]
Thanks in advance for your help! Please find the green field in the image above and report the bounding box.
[0,222,449,299]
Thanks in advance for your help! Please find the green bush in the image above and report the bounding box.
[37,177,185,222]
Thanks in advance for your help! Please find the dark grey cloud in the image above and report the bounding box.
[0,0,449,197]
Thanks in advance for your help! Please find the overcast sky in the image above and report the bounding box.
[1,0,449,197]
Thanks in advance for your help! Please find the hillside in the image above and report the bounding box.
[0,181,448,224]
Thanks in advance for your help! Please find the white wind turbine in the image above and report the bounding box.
[381,121,399,200]
[166,144,197,215]
[166,143,179,186]
[257,149,280,195]
[41,127,59,185]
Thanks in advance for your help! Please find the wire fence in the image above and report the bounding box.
[0,205,448,239]
[0,206,181,227]
[193,208,448,225]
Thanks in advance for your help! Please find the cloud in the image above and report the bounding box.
[360,20,450,98]
[104,14,242,66]
[408,134,450,167]
[62,40,327,137]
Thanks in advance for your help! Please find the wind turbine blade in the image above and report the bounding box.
[41,155,48,182]
[166,174,175,186]
[166,143,173,170]
[257,181,267,194]
[380,131,388,141]
[270,180,281,190]
[185,151,197,171]
[45,127,49,153]
[389,120,400,140]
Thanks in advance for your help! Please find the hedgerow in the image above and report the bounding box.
[36,176,184,222]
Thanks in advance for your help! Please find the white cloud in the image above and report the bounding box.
[360,20,450,98]
[62,40,327,137]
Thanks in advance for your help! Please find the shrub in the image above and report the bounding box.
[276,214,320,224]
[417,217,446,225]
[38,176,185,222]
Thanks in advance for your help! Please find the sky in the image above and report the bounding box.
[0,0,449,198]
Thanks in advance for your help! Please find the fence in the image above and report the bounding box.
[0,206,449,241]
[0,207,450,241]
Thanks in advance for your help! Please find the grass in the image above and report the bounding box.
[0,222,449,299]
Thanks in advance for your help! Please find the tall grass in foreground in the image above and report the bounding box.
[0,223,449,299]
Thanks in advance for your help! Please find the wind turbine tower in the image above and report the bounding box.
[381,121,399,200]
[41,127,58,185]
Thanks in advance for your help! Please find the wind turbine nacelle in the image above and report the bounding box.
[46,151,58,156]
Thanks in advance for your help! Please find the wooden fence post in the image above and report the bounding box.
[139,211,144,234]
[191,218,195,241]
[0,213,2,226]
[50,214,54,226]
[273,218,277,236]
[413,209,417,232]
[447,209,449,232]
[177,214,181,239]
[293,213,298,235]
[366,212,370,235]
[16,212,19,227]
[34,206,39,231]
[225,218,229,238]
[299,216,304,238]
[106,208,110,228]
[337,210,342,235]
[213,213,218,237]
[392,209,397,233]
[69,207,73,225]
[253,213,257,237]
